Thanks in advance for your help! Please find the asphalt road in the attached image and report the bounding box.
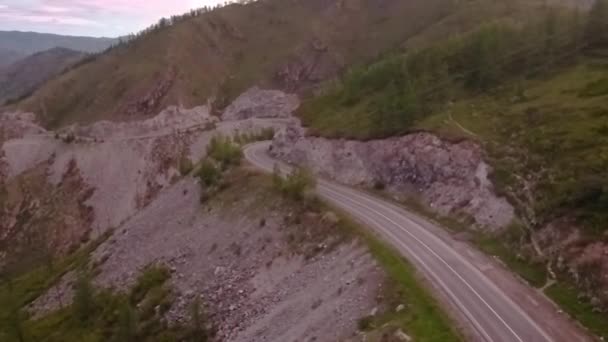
[244,141,590,342]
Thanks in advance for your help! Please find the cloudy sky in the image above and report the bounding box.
[0,0,226,37]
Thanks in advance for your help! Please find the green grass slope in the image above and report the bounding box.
[300,2,607,233]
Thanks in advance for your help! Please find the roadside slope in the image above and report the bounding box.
[246,142,591,342]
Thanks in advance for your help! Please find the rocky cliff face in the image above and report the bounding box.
[271,123,515,230]
[536,218,608,310]
[222,87,300,121]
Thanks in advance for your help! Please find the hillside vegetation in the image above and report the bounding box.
[297,1,608,336]
[300,1,608,232]
[7,0,555,128]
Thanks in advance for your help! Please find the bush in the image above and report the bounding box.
[197,160,221,187]
[187,298,210,342]
[130,265,170,304]
[113,300,137,342]
[273,166,316,201]
[73,270,96,322]
[207,135,242,169]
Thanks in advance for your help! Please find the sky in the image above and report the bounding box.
[0,0,227,37]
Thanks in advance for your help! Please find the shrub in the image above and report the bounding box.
[273,166,316,201]
[113,300,137,342]
[130,265,170,304]
[197,160,222,187]
[73,270,96,322]
[188,298,211,342]
[207,135,242,169]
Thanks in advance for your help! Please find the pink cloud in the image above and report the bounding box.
[44,0,211,17]
[0,0,227,36]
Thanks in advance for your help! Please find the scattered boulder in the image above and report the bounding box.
[394,328,413,342]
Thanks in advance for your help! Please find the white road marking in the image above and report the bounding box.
[244,142,556,342]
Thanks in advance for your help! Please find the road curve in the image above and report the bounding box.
[244,141,590,342]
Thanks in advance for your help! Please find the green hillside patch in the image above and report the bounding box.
[301,7,586,139]
[418,59,608,233]
[300,4,608,234]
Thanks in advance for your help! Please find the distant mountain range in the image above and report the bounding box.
[0,47,85,105]
[0,30,116,67]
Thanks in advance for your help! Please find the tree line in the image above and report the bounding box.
[303,1,608,138]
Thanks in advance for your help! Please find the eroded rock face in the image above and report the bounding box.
[271,124,514,230]
[0,104,284,253]
[0,160,95,272]
[121,67,176,117]
[536,219,608,311]
[222,87,300,121]
[274,38,342,93]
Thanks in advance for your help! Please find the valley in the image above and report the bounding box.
[1,0,608,341]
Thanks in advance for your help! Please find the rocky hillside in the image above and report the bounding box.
[0,88,457,341]
[267,1,608,338]
[5,0,553,129]
[0,47,85,105]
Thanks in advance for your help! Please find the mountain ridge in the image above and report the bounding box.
[0,47,85,106]
[0,30,116,56]
[5,0,551,128]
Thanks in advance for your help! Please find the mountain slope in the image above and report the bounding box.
[0,31,115,56]
[272,1,608,337]
[0,47,85,105]
[6,0,550,128]
[0,49,24,67]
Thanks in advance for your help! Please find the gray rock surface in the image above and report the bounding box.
[271,124,514,230]
[32,177,385,342]
[222,87,300,121]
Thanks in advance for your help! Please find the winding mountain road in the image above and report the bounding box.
[244,141,591,342]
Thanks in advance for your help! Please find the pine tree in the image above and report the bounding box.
[73,270,95,323]
[189,299,208,342]
[586,0,608,47]
[114,301,138,342]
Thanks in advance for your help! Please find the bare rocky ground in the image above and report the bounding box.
[1,88,390,341]
[95,174,384,342]
[1,105,288,239]
[221,87,300,121]
[29,171,386,342]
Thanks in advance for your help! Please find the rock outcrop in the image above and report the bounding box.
[221,87,300,121]
[536,219,608,311]
[271,124,515,230]
[274,38,342,93]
